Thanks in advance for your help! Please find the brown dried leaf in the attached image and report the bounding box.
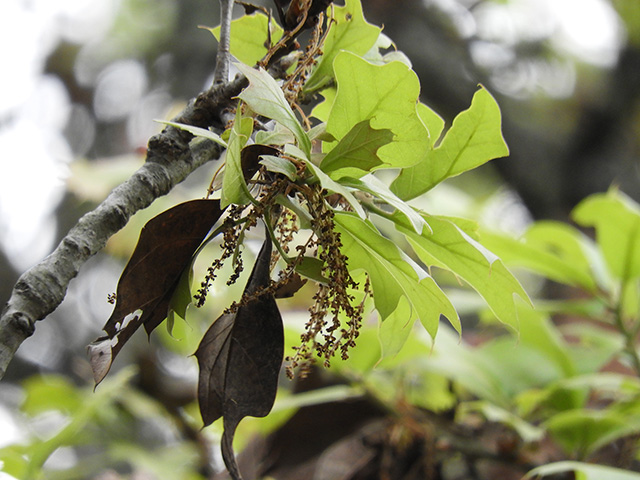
[89,199,224,384]
[195,237,284,480]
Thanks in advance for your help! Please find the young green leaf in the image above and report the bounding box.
[235,63,311,155]
[304,0,380,93]
[341,175,429,234]
[417,102,445,148]
[260,155,298,181]
[156,120,228,148]
[391,86,509,200]
[572,189,640,282]
[302,159,366,218]
[326,52,429,170]
[221,110,254,207]
[395,214,530,332]
[334,212,459,343]
[319,119,394,179]
[208,13,284,67]
[166,260,194,336]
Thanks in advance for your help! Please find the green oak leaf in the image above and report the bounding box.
[417,102,445,148]
[304,0,380,93]
[236,63,311,155]
[221,110,253,207]
[341,175,429,234]
[326,52,429,170]
[166,262,194,336]
[156,120,227,148]
[391,86,509,200]
[394,214,530,332]
[310,87,336,123]
[480,222,601,293]
[320,119,394,179]
[572,188,640,282]
[259,155,298,181]
[208,13,283,66]
[334,212,459,345]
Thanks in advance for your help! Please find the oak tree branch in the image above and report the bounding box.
[0,75,248,380]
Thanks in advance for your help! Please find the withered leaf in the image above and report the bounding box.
[89,199,224,385]
[195,237,284,480]
[241,143,280,180]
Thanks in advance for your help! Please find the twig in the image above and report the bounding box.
[0,74,248,381]
[214,0,235,84]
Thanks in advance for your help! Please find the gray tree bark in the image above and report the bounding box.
[0,75,246,380]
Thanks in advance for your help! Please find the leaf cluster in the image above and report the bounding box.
[85,1,524,478]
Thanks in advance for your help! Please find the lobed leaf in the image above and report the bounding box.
[391,86,509,200]
[320,119,394,179]
[304,0,380,93]
[89,199,224,384]
[334,212,459,346]
[326,52,429,170]
[395,214,530,332]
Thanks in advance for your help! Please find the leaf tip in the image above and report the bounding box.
[87,336,117,386]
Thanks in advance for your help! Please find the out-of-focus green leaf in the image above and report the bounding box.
[221,111,253,207]
[320,119,394,179]
[334,212,459,347]
[304,0,380,93]
[391,86,509,200]
[236,63,311,155]
[25,368,136,479]
[572,189,640,282]
[544,408,636,458]
[208,13,283,66]
[525,461,640,480]
[396,214,529,332]
[480,221,599,293]
[21,375,83,416]
[326,52,429,169]
[461,401,544,443]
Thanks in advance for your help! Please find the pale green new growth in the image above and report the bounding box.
[391,86,509,200]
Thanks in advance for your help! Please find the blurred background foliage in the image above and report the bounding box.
[1,0,640,479]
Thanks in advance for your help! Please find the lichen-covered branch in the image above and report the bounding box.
[0,75,248,380]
